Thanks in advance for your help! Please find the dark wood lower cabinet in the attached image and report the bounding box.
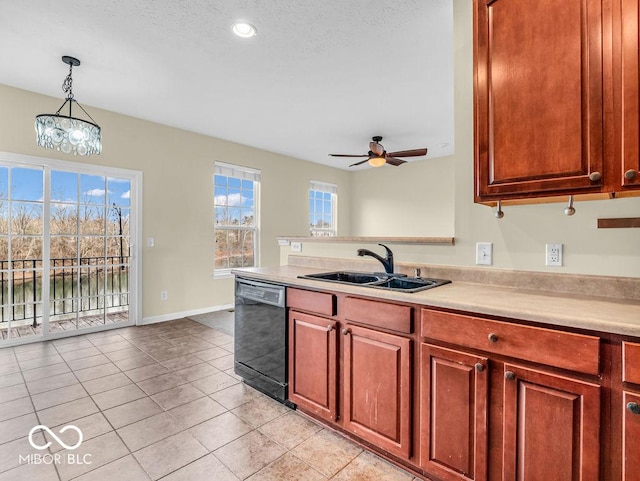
[419,344,488,481]
[623,391,640,481]
[342,324,412,459]
[285,290,619,481]
[502,364,601,481]
[288,310,337,421]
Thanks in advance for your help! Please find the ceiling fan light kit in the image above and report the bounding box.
[329,136,427,168]
[368,156,387,167]
[35,56,102,156]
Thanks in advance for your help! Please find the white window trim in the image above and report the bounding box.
[214,162,260,277]
[309,180,337,237]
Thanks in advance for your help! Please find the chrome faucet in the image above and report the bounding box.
[357,243,394,274]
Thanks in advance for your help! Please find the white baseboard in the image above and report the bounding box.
[139,304,235,326]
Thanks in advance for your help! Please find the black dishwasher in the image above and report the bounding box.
[234,277,293,406]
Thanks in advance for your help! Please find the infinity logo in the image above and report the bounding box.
[28,425,83,451]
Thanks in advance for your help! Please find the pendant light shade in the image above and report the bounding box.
[35,56,102,156]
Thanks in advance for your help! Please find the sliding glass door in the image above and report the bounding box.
[0,166,45,341]
[0,154,139,344]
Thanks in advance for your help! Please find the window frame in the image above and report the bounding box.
[214,162,260,276]
[309,180,337,237]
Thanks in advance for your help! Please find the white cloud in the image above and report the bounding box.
[215,193,246,206]
[84,188,108,197]
[121,190,130,199]
[108,178,130,183]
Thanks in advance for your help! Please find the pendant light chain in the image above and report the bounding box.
[62,62,74,100]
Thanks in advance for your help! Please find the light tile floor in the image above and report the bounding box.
[0,317,420,480]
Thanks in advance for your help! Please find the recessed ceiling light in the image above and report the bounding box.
[232,22,257,38]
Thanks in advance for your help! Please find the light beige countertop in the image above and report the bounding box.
[232,265,640,337]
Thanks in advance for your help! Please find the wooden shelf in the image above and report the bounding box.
[277,236,455,246]
[597,218,640,229]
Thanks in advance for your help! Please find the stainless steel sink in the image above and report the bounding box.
[298,271,451,293]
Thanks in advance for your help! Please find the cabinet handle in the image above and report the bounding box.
[488,333,499,343]
[589,171,602,182]
[326,325,334,332]
[341,328,351,336]
[505,371,516,381]
[628,402,640,415]
[625,169,638,180]
[475,363,485,372]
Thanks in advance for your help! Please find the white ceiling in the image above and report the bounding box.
[0,0,454,170]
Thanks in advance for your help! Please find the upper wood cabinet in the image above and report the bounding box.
[474,0,640,202]
[474,0,606,201]
[621,0,640,188]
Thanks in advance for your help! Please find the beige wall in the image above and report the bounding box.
[1,0,638,327]
[348,155,454,237]
[286,0,640,279]
[0,83,351,320]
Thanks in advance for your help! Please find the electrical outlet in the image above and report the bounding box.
[546,243,563,267]
[476,242,493,265]
[291,242,302,252]
[160,290,168,301]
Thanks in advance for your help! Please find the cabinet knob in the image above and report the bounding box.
[475,363,485,372]
[589,171,602,182]
[488,333,499,343]
[625,169,638,180]
[326,325,333,332]
[341,328,350,336]
[628,402,640,415]
[505,371,516,381]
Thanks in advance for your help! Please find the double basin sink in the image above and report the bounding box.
[298,271,451,293]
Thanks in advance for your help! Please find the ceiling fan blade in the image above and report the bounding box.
[385,157,408,166]
[329,154,369,158]
[349,159,370,167]
[387,148,428,158]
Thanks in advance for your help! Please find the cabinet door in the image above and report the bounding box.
[623,391,640,481]
[420,344,488,481]
[621,0,640,189]
[288,310,337,421]
[474,0,605,200]
[502,364,600,481]
[342,324,412,459]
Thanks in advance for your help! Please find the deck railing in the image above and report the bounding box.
[0,256,130,327]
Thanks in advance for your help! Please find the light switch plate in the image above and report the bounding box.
[476,242,493,265]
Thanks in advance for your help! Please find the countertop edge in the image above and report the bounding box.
[231,266,640,338]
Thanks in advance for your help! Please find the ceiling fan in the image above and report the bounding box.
[329,136,428,167]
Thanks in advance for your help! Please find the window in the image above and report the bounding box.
[309,180,337,237]
[214,162,260,272]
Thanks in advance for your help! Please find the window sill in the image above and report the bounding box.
[212,271,235,279]
[276,236,455,245]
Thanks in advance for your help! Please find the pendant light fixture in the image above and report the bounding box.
[35,56,102,156]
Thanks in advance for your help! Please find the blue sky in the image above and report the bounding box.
[0,166,130,206]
